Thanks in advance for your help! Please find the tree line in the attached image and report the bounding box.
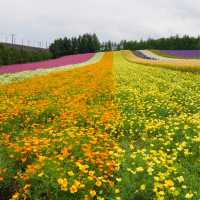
[0,44,52,66]
[50,34,200,58]
[1,34,200,66]
[120,35,200,50]
[49,33,101,58]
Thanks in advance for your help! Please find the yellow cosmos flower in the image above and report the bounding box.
[136,167,144,172]
[116,177,122,182]
[115,189,120,194]
[177,176,184,183]
[164,180,174,188]
[10,192,20,200]
[70,185,78,193]
[38,172,44,177]
[90,190,96,197]
[57,178,68,191]
[140,184,146,191]
[96,180,102,187]
[67,171,74,176]
[185,192,193,199]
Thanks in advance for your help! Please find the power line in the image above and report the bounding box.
[0,33,51,49]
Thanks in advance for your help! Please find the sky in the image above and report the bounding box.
[0,0,200,47]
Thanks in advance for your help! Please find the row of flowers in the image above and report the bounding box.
[134,50,200,61]
[0,53,104,84]
[124,50,200,72]
[113,52,200,199]
[0,52,124,200]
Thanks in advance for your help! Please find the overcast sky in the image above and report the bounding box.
[0,0,200,46]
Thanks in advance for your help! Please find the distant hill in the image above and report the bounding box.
[0,42,52,66]
[0,42,49,52]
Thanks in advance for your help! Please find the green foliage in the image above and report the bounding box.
[0,44,52,67]
[120,35,200,50]
[49,33,101,58]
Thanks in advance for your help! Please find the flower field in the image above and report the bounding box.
[0,51,200,200]
[134,50,200,61]
[127,50,200,72]
[0,53,95,74]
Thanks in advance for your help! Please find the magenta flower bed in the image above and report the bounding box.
[0,53,95,74]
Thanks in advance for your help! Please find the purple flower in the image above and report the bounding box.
[161,50,200,59]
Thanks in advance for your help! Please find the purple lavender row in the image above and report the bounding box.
[161,50,200,59]
[0,53,95,74]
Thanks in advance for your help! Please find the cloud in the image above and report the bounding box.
[0,0,199,46]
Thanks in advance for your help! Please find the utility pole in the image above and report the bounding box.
[21,39,24,50]
[11,34,15,46]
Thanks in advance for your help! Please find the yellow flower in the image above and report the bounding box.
[38,172,44,177]
[77,164,89,173]
[96,180,102,187]
[182,185,187,189]
[164,180,174,188]
[90,190,96,197]
[147,167,153,175]
[10,192,19,200]
[185,192,193,199]
[140,184,146,191]
[67,171,74,176]
[136,167,144,172]
[177,176,184,183]
[116,177,122,182]
[57,178,68,191]
[57,178,63,185]
[74,180,81,187]
[23,184,31,192]
[70,185,78,193]
[89,170,95,176]
[115,189,120,194]
[83,195,90,200]
[97,197,105,200]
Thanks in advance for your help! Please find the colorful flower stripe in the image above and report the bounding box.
[123,50,200,72]
[0,53,95,74]
[0,52,123,200]
[135,50,184,61]
[162,50,200,59]
[134,50,159,60]
[1,51,200,199]
[113,51,200,199]
[150,50,183,59]
[135,50,200,61]
[134,50,152,59]
[0,52,104,84]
